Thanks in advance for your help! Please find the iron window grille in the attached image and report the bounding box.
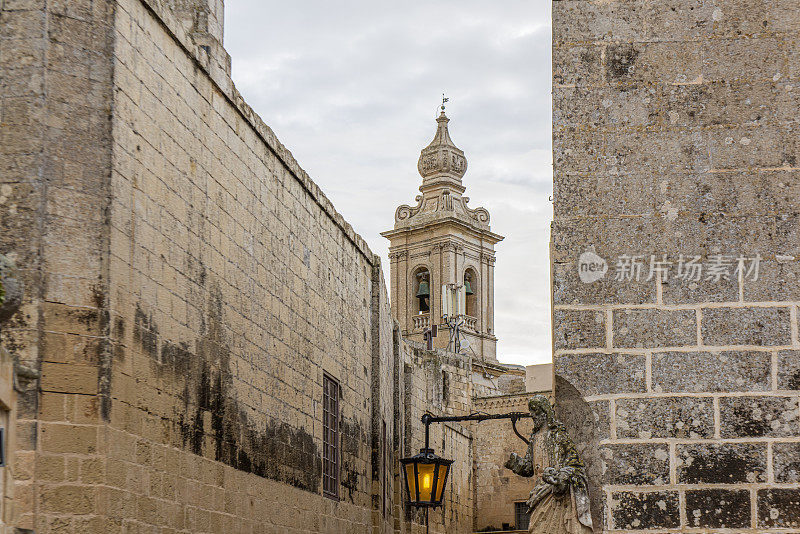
[322,373,340,499]
[514,501,530,530]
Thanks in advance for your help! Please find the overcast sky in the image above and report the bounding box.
[224,1,553,366]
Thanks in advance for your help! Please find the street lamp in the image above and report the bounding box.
[400,447,452,507]
[401,411,531,509]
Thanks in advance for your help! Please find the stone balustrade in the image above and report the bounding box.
[412,313,430,330]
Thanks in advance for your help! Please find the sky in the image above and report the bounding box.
[224,1,553,366]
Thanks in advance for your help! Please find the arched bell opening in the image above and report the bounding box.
[412,267,432,315]
[463,268,478,323]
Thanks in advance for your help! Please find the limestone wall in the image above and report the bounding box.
[473,393,541,532]
[552,0,800,530]
[400,343,476,534]
[0,0,117,531]
[0,0,482,532]
[108,0,382,529]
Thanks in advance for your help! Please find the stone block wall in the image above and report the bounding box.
[552,0,800,530]
[399,343,476,534]
[0,0,485,532]
[0,0,117,531]
[473,393,541,532]
[108,0,383,529]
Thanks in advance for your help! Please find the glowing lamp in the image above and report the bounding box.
[400,448,452,507]
[401,411,532,513]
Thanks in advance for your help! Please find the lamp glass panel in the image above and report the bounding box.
[404,463,418,501]
[416,463,436,502]
[434,464,449,501]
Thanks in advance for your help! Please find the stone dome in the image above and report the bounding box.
[417,111,467,181]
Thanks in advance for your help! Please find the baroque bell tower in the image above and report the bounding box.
[382,107,503,361]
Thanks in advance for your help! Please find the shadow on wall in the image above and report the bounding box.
[554,375,603,533]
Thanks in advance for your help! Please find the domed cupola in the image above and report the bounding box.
[417,109,467,193]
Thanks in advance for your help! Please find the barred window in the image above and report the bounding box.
[515,501,530,530]
[322,373,339,499]
[382,419,387,516]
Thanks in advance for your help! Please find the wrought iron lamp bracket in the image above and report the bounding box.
[421,410,532,450]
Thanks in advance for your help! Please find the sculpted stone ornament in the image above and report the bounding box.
[505,395,593,533]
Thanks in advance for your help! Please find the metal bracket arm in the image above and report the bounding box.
[421,411,532,449]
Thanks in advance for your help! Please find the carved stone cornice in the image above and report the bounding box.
[395,195,423,222]
[392,190,491,227]
[472,393,538,410]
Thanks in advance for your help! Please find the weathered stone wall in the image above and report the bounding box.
[400,343,476,534]
[552,0,800,530]
[473,392,540,532]
[0,257,23,532]
[0,1,491,532]
[0,0,117,531]
[108,0,385,530]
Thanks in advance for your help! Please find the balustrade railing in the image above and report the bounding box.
[412,313,430,330]
[412,313,478,332]
[463,315,477,331]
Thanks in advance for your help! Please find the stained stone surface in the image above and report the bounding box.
[612,309,696,348]
[719,396,800,438]
[552,261,655,305]
[0,254,22,322]
[553,308,606,350]
[588,400,610,441]
[601,444,670,486]
[701,307,792,346]
[616,397,714,439]
[677,443,767,484]
[652,350,771,393]
[757,489,800,528]
[743,261,800,301]
[555,353,646,396]
[778,350,800,390]
[773,442,800,483]
[661,270,739,304]
[610,491,680,530]
[685,489,751,529]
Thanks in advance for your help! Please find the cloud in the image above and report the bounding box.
[225,0,553,365]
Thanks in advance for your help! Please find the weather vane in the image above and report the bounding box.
[441,93,449,113]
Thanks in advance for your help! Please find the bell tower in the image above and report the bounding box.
[382,107,503,361]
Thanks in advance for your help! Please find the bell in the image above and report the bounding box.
[464,278,474,296]
[416,280,430,298]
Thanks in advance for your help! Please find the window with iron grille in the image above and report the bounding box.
[515,501,530,530]
[322,373,339,499]
[382,420,387,515]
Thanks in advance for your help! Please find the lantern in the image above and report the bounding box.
[400,447,453,507]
